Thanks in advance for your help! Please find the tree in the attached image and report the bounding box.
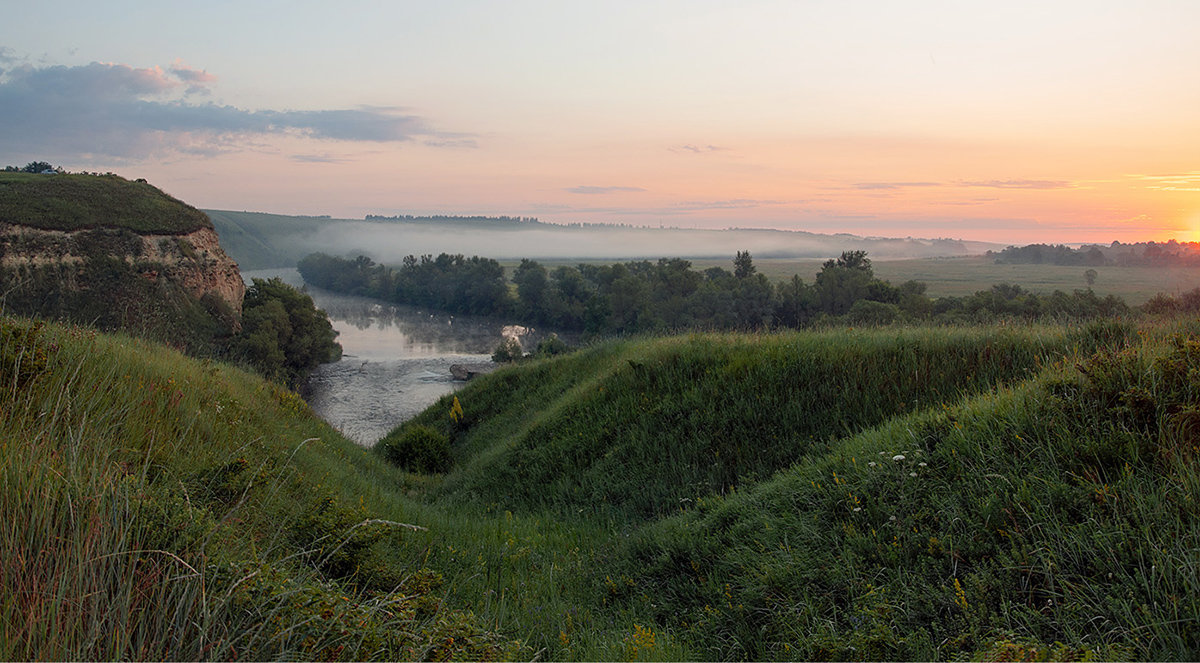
[833,250,872,272]
[733,251,756,279]
[512,259,550,322]
[233,278,342,386]
[1085,268,1098,288]
[774,275,815,328]
[21,161,59,173]
[814,257,874,315]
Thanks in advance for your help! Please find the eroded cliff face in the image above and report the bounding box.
[0,223,246,317]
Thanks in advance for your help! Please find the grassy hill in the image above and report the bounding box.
[615,324,1200,659]
[205,210,331,270]
[7,312,1199,660]
[0,172,210,234]
[397,324,1131,523]
[0,315,519,660]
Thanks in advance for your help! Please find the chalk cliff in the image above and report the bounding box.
[0,173,246,344]
[0,223,245,316]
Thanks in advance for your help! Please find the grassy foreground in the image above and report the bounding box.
[5,314,1200,660]
[0,317,520,660]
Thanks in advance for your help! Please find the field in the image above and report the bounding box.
[508,255,1200,306]
[7,312,1200,660]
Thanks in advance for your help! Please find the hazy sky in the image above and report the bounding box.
[3,1,1198,243]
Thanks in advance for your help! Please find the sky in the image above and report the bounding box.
[2,0,1199,244]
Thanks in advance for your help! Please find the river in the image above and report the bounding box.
[242,269,567,446]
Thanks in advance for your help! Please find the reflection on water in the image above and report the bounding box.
[242,269,571,446]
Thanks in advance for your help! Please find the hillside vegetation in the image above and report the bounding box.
[617,324,1200,659]
[396,324,1131,522]
[0,315,516,661]
[0,172,210,234]
[7,311,1199,660]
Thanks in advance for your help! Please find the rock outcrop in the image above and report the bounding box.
[450,362,498,381]
[0,223,245,317]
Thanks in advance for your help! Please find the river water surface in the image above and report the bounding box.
[243,269,567,446]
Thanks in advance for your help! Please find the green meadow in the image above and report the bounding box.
[4,313,1200,660]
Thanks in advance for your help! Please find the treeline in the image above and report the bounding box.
[364,214,542,227]
[990,240,1200,267]
[298,253,510,316]
[299,250,1135,335]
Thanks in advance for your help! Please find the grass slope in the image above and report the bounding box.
[205,210,331,270]
[0,173,210,234]
[396,323,1132,523]
[0,316,519,661]
[614,322,1200,660]
[8,311,1198,661]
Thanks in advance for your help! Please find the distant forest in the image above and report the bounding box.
[989,240,1200,267]
[364,214,543,227]
[298,250,1134,335]
[362,214,668,231]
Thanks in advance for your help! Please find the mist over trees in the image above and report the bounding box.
[990,240,1200,267]
[299,250,1135,336]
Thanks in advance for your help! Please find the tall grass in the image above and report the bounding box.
[0,316,519,660]
[6,313,1195,660]
[610,320,1200,660]
[398,321,1133,522]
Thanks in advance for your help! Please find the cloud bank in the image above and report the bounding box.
[0,59,468,159]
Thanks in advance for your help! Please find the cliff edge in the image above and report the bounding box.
[0,172,245,346]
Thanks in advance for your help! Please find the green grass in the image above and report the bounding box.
[0,173,210,234]
[6,311,1200,660]
[0,316,519,660]
[206,210,332,270]
[611,320,1200,660]
[398,323,1133,523]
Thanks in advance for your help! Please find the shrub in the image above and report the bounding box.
[847,298,900,326]
[535,332,570,357]
[0,317,50,390]
[492,336,524,363]
[379,425,452,473]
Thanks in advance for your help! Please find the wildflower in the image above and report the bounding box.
[954,577,969,611]
[868,461,877,467]
[909,472,917,477]
[918,462,927,467]
[853,507,862,512]
[892,454,905,461]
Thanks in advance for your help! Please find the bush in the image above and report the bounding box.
[535,333,569,357]
[0,317,50,390]
[492,336,524,363]
[847,299,900,326]
[378,425,452,473]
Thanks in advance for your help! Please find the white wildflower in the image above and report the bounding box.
[892,454,905,461]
